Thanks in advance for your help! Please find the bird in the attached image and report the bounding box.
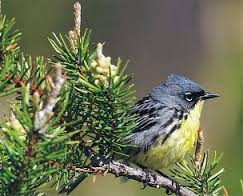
[124,74,219,170]
[60,74,219,194]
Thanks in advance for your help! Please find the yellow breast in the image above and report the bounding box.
[134,101,204,170]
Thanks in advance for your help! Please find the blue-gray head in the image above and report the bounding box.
[150,74,219,111]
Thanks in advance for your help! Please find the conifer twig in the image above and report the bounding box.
[74,2,81,36]
[69,2,81,51]
[194,128,204,167]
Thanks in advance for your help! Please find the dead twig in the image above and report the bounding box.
[194,128,204,167]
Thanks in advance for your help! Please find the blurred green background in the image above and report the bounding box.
[2,0,242,195]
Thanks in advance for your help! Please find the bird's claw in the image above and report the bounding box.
[165,178,181,195]
[141,168,150,189]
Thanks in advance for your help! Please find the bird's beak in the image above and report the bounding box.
[201,92,220,100]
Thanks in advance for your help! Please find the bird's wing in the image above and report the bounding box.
[127,95,183,152]
[130,95,164,133]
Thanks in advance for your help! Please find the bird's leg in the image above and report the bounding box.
[156,170,181,195]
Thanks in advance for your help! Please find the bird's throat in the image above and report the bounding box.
[189,100,204,121]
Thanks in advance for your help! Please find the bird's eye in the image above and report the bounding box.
[185,92,193,102]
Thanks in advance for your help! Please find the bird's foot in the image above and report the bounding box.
[141,168,151,189]
[166,180,180,196]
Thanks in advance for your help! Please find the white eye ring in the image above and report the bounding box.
[185,92,193,102]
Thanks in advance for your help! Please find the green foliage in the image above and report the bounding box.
[171,152,224,195]
[0,12,136,195]
[48,30,95,81]
[0,15,21,96]
[48,28,136,192]
[0,15,77,195]
[0,67,72,195]
[49,28,136,158]
[0,15,47,97]
[0,15,21,56]
[16,55,48,88]
[0,54,49,97]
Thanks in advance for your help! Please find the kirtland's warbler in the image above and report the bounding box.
[60,74,219,194]
[125,74,219,170]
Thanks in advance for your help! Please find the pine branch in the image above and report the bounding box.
[48,159,196,196]
[103,161,196,196]
[172,151,224,195]
[0,62,75,195]
[47,141,196,196]
[8,63,66,194]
